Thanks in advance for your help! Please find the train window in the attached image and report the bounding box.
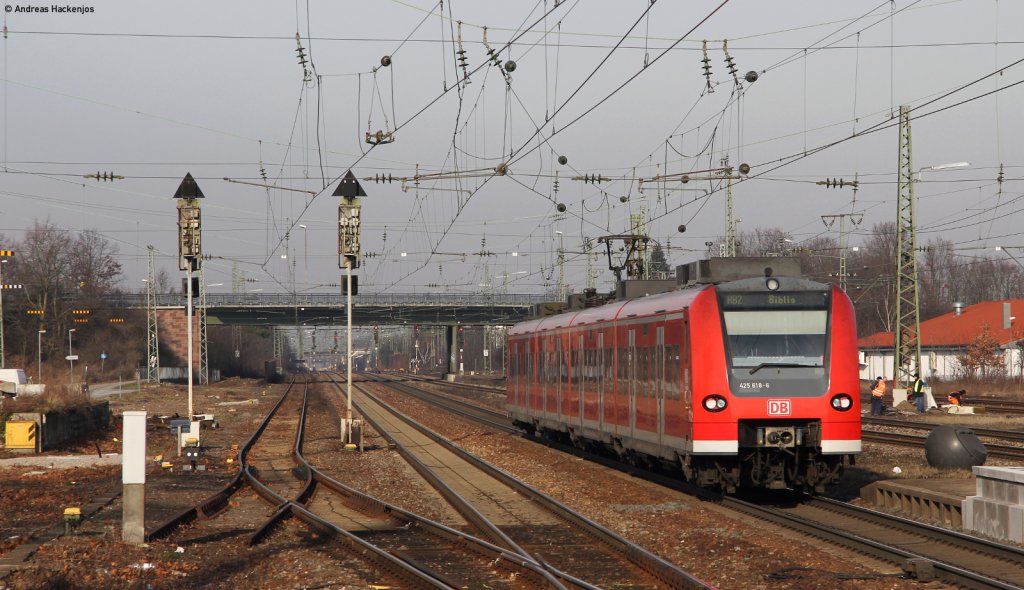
[604,347,612,388]
[619,347,629,394]
[722,310,827,368]
[637,347,646,396]
[643,346,651,397]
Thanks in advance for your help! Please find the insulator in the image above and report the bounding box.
[723,40,738,84]
[381,55,392,67]
[294,33,308,67]
[558,155,568,166]
[701,40,714,93]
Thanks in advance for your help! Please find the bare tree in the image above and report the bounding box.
[6,220,123,372]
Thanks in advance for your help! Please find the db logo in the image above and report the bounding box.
[767,399,791,416]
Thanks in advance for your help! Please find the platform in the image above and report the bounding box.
[860,478,976,528]
[964,466,1024,543]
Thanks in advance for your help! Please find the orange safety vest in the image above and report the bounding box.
[947,393,962,406]
[872,380,886,397]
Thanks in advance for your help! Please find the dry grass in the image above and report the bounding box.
[862,376,1024,399]
[2,383,91,415]
[929,376,1024,399]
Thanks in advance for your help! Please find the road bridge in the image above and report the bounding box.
[109,292,552,326]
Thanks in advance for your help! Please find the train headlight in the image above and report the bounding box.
[830,393,853,411]
[702,395,728,412]
[766,278,780,291]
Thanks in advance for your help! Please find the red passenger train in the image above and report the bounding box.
[506,260,860,492]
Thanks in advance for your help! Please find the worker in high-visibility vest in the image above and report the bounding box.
[870,377,886,416]
[947,389,966,406]
[911,373,927,413]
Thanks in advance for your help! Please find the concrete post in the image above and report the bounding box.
[121,410,147,544]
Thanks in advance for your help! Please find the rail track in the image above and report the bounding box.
[349,372,712,590]
[860,394,1024,415]
[146,376,560,588]
[862,416,1024,443]
[373,373,1024,589]
[861,429,1024,460]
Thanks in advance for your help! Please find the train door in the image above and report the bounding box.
[555,337,562,420]
[538,337,546,415]
[683,313,693,432]
[596,332,605,430]
[509,340,518,407]
[657,325,665,446]
[525,339,533,412]
[577,334,585,429]
[628,328,636,439]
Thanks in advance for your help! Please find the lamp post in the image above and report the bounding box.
[174,172,205,421]
[0,257,7,368]
[299,224,308,290]
[68,328,76,384]
[37,329,46,383]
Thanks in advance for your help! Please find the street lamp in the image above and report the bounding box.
[37,329,46,383]
[68,328,76,384]
[916,161,970,180]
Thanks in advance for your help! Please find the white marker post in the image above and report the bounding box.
[121,410,147,544]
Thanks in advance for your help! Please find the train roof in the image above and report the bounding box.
[508,284,711,337]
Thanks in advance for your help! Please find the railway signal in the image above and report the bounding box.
[334,170,366,449]
[175,172,205,426]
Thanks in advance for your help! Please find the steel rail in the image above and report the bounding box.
[722,496,1022,590]
[145,377,299,541]
[146,377,459,589]
[861,429,1024,460]
[863,416,1024,442]
[302,374,567,588]
[357,373,714,590]
[381,373,1024,589]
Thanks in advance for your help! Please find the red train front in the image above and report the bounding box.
[507,260,860,492]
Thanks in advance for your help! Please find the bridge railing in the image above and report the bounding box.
[111,292,556,308]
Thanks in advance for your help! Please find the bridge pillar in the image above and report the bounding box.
[156,307,201,377]
[446,325,461,376]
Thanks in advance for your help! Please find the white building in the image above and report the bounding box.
[859,300,1024,381]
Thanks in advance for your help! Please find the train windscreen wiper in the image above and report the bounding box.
[747,362,819,375]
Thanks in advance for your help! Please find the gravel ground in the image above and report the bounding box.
[0,375,972,589]
[360,382,940,590]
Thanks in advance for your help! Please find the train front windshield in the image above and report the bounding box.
[719,290,831,396]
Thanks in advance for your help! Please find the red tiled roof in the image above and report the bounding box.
[858,300,1024,348]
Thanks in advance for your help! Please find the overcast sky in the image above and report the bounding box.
[1,0,1022,296]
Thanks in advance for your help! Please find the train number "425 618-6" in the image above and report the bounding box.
[738,382,770,389]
